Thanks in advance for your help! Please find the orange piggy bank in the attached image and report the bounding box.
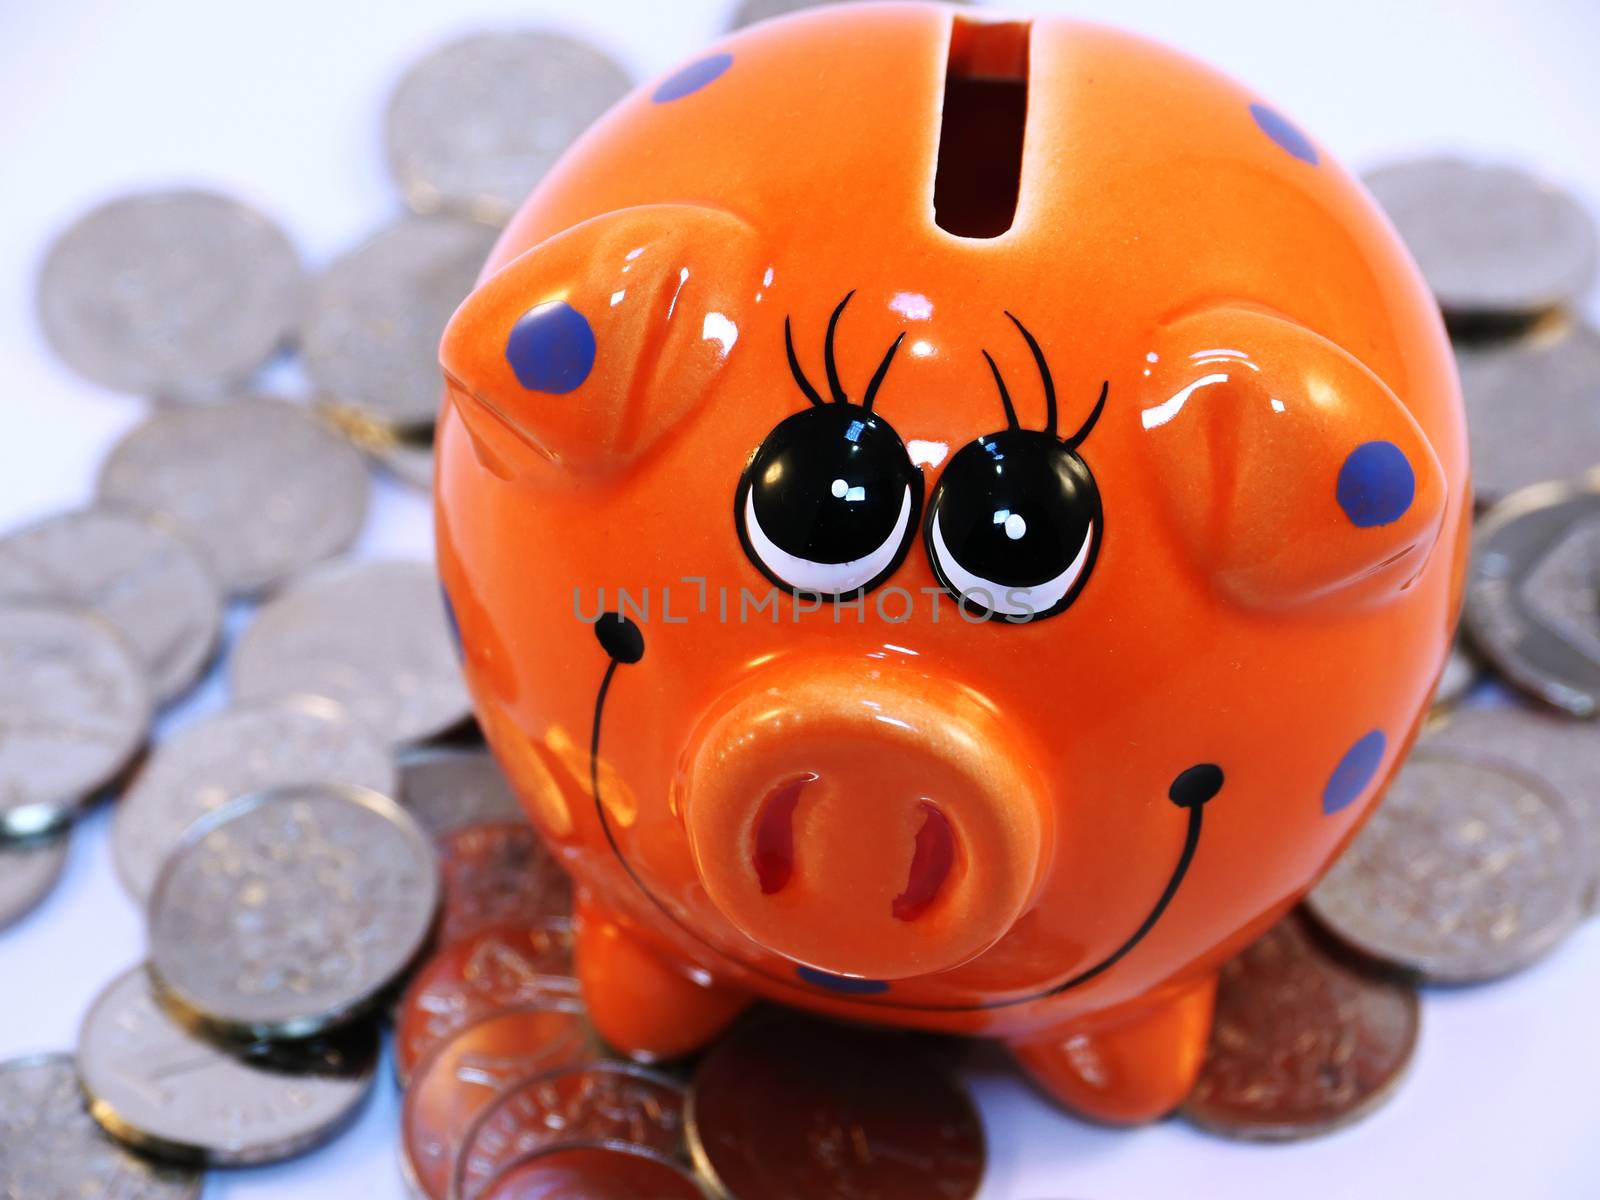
[435,4,1468,1123]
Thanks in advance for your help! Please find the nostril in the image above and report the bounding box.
[893,802,956,922]
[752,775,812,895]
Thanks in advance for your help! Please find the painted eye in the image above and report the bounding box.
[926,428,1101,621]
[738,404,923,596]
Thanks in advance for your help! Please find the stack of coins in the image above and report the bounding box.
[4,2,1598,1195]
[1182,156,1600,1143]
[388,803,988,1199]
[1,23,633,1198]
[1,9,635,959]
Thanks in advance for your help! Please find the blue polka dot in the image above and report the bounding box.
[795,966,889,995]
[653,53,733,102]
[1324,731,1386,816]
[1337,441,1416,528]
[1249,103,1318,165]
[440,584,463,662]
[505,301,595,394]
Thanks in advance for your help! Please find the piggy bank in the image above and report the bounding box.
[435,4,1467,1122]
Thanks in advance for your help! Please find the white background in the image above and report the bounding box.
[3,1,1600,1197]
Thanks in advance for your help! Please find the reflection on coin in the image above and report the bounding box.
[0,829,70,932]
[322,404,437,490]
[0,1053,202,1199]
[232,559,472,746]
[37,189,302,396]
[96,397,369,596]
[1307,747,1585,983]
[480,1143,704,1200]
[402,1005,595,1200]
[1456,322,1600,507]
[385,33,632,225]
[399,747,527,838]
[1364,157,1598,319]
[456,1063,686,1200]
[0,604,150,837]
[1464,479,1600,716]
[1423,704,1600,910]
[438,823,573,945]
[1431,641,1478,711]
[395,922,579,1085]
[303,215,500,430]
[112,695,397,904]
[0,507,222,705]
[148,783,439,1040]
[686,1016,985,1200]
[1182,914,1419,1141]
[77,966,378,1166]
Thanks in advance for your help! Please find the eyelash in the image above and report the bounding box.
[784,290,906,413]
[981,310,1108,449]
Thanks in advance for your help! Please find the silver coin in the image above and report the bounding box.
[37,189,302,396]
[1464,479,1600,717]
[232,559,472,746]
[398,747,526,838]
[0,829,70,932]
[0,1053,202,1198]
[96,396,370,596]
[1456,321,1600,508]
[148,782,438,1039]
[112,694,397,904]
[302,215,501,430]
[0,507,222,705]
[1306,746,1586,983]
[0,604,150,837]
[1431,641,1479,711]
[730,0,897,28]
[1364,157,1598,319]
[1424,703,1600,911]
[385,32,632,225]
[78,966,377,1166]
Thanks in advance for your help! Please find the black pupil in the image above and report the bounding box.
[746,405,916,564]
[932,429,1099,587]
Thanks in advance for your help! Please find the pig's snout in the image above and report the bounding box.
[680,664,1050,981]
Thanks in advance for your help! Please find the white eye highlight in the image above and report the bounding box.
[745,485,913,595]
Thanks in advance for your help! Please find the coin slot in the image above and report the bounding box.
[893,802,956,922]
[933,16,1031,239]
[752,775,812,895]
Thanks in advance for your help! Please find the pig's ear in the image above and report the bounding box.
[1139,306,1447,610]
[440,204,762,479]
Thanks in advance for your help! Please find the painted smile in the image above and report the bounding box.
[585,615,1221,1014]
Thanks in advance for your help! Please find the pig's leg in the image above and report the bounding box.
[574,895,752,1060]
[1005,974,1218,1123]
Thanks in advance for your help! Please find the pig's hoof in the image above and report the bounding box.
[1007,974,1218,1123]
[575,898,750,1061]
